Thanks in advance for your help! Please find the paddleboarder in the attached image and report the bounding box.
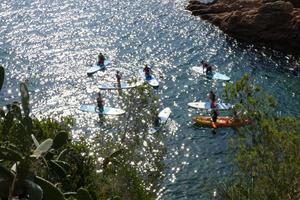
[96,92,104,114]
[201,60,213,76]
[116,71,122,87]
[143,64,151,79]
[97,53,105,66]
[153,110,161,127]
[116,71,122,94]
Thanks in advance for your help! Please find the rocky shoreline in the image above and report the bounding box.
[187,0,300,55]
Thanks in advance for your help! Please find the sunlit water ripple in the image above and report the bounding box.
[1,0,300,199]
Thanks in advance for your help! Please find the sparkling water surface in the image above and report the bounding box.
[1,0,300,199]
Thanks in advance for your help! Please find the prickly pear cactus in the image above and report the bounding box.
[0,146,23,161]
[35,176,65,200]
[77,188,93,200]
[52,131,69,150]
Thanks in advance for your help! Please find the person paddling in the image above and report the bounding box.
[116,71,122,87]
[96,92,104,113]
[143,64,151,80]
[97,53,105,66]
[153,110,160,127]
[116,71,122,95]
[208,91,217,109]
[211,109,218,129]
[201,60,213,76]
[208,91,218,129]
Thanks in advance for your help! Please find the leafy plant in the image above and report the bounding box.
[220,74,300,200]
[0,67,94,200]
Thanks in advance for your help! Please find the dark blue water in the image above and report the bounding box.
[1,0,300,199]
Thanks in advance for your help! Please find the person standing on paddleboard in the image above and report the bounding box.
[116,71,122,87]
[96,92,104,114]
[97,53,105,66]
[116,71,123,94]
[143,64,151,80]
[153,110,161,127]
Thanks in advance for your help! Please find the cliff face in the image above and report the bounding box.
[187,0,300,54]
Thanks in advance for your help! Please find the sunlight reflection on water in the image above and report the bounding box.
[0,0,300,199]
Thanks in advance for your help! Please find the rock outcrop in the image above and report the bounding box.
[187,0,300,54]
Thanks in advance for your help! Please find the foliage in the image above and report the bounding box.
[220,74,300,200]
[0,66,95,200]
[88,83,165,200]
[0,66,166,200]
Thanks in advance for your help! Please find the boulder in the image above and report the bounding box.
[186,0,300,54]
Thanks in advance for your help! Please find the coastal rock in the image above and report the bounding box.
[187,0,300,54]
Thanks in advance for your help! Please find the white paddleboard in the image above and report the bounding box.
[79,104,125,116]
[139,69,159,87]
[188,101,232,110]
[191,66,230,81]
[87,59,110,74]
[99,81,143,90]
[149,107,172,134]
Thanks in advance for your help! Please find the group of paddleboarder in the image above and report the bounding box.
[96,53,219,124]
[95,53,220,127]
[95,53,155,115]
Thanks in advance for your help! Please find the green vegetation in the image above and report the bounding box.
[6,64,298,200]
[0,65,164,200]
[220,74,300,200]
[90,83,164,199]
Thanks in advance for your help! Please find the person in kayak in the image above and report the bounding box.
[211,109,218,129]
[96,92,104,113]
[143,64,151,80]
[201,60,213,76]
[97,53,105,66]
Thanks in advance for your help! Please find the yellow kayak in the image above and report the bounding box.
[192,116,250,128]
